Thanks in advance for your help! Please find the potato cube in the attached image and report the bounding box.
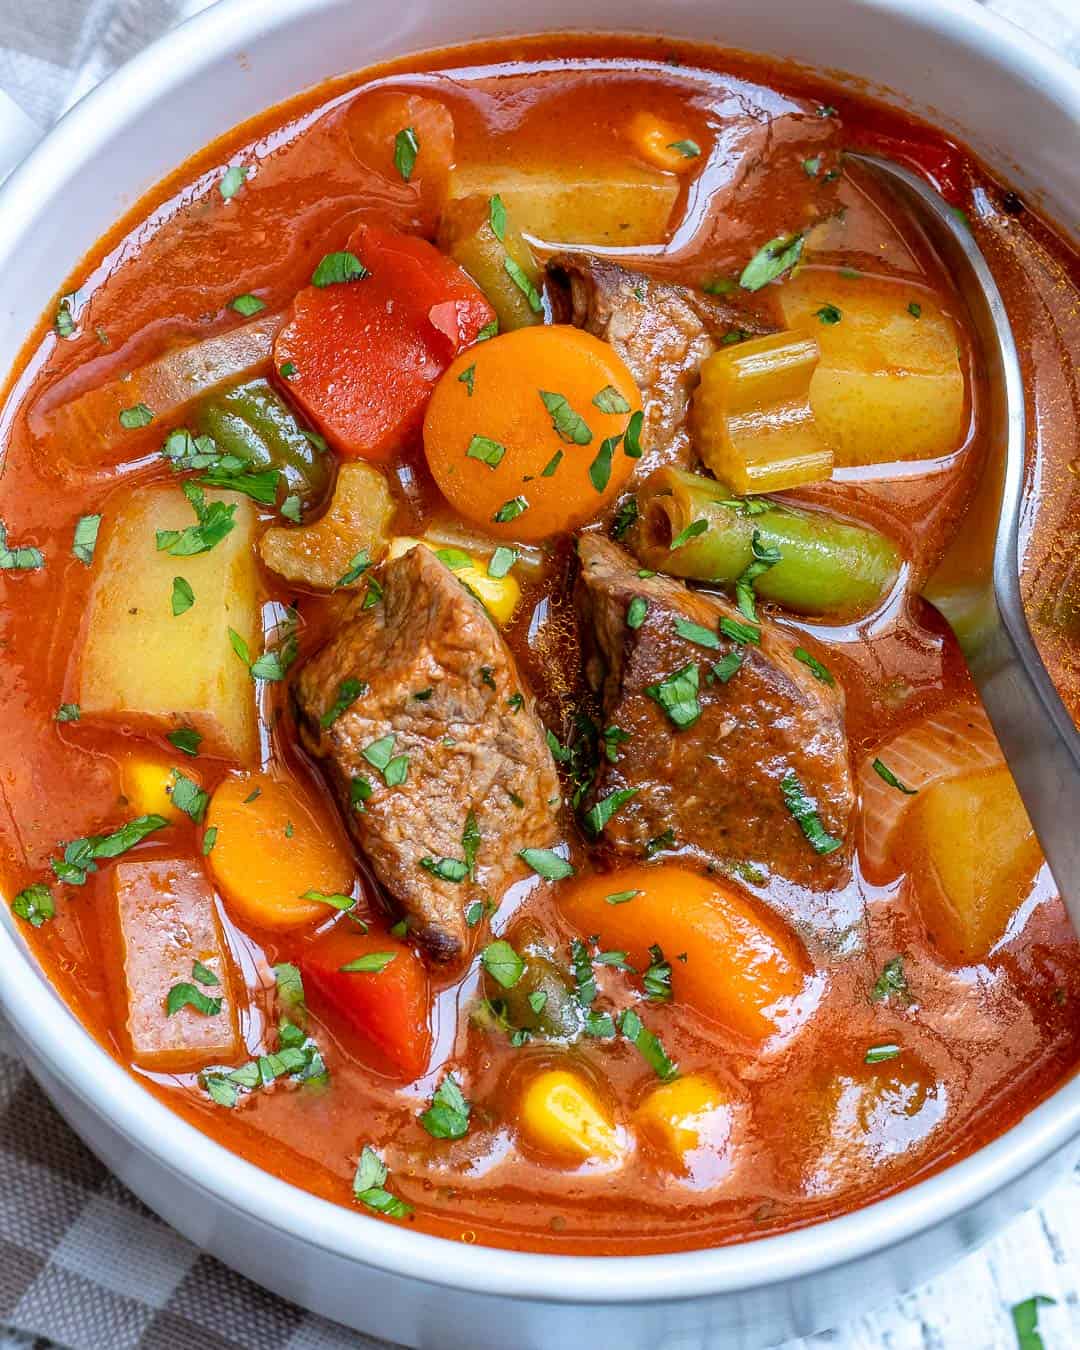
[906,766,1043,963]
[449,164,678,246]
[78,484,260,763]
[121,756,204,823]
[111,857,241,1072]
[634,1072,734,1165]
[779,272,966,466]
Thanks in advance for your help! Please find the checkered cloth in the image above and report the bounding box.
[0,3,1077,1350]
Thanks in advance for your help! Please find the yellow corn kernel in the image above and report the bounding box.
[386,537,521,626]
[634,1073,732,1163]
[691,331,834,494]
[519,1068,623,1163]
[121,757,200,823]
[628,112,701,174]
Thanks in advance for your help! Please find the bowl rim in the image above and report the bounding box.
[1,0,1079,1308]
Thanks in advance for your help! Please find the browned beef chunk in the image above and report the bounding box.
[547,255,770,478]
[295,545,561,961]
[576,535,852,889]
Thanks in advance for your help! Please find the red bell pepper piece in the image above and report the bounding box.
[300,925,432,1081]
[273,222,495,461]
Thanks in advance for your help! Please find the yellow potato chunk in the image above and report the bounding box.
[691,331,834,494]
[121,756,204,824]
[905,766,1043,964]
[259,461,395,591]
[78,485,260,764]
[449,164,678,246]
[387,537,521,626]
[634,1073,733,1165]
[779,271,966,466]
[519,1068,623,1164]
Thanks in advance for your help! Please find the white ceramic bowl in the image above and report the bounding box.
[0,3,1077,1347]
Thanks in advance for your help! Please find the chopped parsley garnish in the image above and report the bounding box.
[605,889,641,905]
[420,856,469,883]
[321,678,367,728]
[487,546,517,579]
[645,827,676,857]
[219,165,249,199]
[51,814,168,886]
[620,1007,678,1080]
[793,647,834,685]
[908,301,922,318]
[476,319,499,341]
[335,549,371,588]
[479,666,496,689]
[462,811,481,878]
[281,494,302,523]
[352,1146,412,1219]
[156,482,236,557]
[645,662,701,729]
[739,232,805,291]
[170,770,209,824]
[465,900,485,927]
[667,138,700,158]
[171,575,194,616]
[279,360,298,379]
[466,434,506,469]
[230,293,266,316]
[55,295,77,338]
[816,104,838,118]
[871,956,911,1005]
[481,940,525,988]
[803,155,822,177]
[593,385,631,414]
[583,787,638,836]
[0,519,44,571]
[709,651,744,684]
[674,617,721,650]
[420,1073,470,1140]
[540,449,563,478]
[505,257,542,312]
[626,596,648,630]
[864,1043,900,1064]
[488,193,507,241]
[623,409,644,459]
[611,496,638,538]
[72,514,101,565]
[55,703,80,723]
[815,303,842,324]
[642,944,673,1003]
[350,776,373,812]
[588,435,621,492]
[300,889,357,913]
[1010,1296,1056,1350]
[362,733,409,786]
[119,403,154,429]
[602,723,631,763]
[493,496,528,524]
[669,517,708,550]
[340,951,396,974]
[719,615,761,646]
[735,530,781,622]
[362,575,383,609]
[202,827,218,855]
[199,463,281,506]
[518,847,575,881]
[166,981,222,1018]
[872,758,918,795]
[413,687,434,701]
[436,547,473,572]
[393,126,419,181]
[780,770,842,855]
[12,882,54,927]
[458,364,476,396]
[311,251,368,287]
[539,391,592,445]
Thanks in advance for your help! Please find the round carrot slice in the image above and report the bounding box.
[422,325,642,541]
[205,771,356,930]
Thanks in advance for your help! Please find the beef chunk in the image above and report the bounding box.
[576,535,852,889]
[547,255,770,478]
[295,545,561,961]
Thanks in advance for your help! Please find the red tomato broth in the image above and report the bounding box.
[0,36,1077,1256]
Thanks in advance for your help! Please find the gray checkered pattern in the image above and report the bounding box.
[0,1014,393,1350]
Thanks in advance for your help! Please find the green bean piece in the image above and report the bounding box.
[437,194,543,333]
[483,939,581,1040]
[197,379,332,509]
[633,466,900,619]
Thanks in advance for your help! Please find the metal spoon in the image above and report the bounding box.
[849,152,1080,930]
